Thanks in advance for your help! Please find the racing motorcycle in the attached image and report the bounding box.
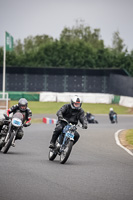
[111,113,118,124]
[48,119,77,164]
[87,114,98,124]
[85,113,98,124]
[0,112,23,154]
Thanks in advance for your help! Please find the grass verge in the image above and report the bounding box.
[126,129,133,146]
[119,129,133,150]
[10,101,133,114]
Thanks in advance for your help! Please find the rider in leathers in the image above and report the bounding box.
[49,95,87,149]
[109,107,117,123]
[0,98,32,143]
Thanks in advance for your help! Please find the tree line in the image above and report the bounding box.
[0,23,133,76]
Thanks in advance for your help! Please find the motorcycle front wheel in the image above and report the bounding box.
[2,132,14,154]
[48,148,58,161]
[60,140,73,164]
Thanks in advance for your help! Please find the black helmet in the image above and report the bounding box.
[18,98,28,111]
[70,95,82,110]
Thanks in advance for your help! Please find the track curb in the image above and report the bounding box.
[115,129,133,156]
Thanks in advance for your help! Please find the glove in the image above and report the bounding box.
[4,114,9,120]
[82,124,87,129]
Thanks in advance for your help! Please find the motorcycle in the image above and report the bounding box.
[111,113,117,124]
[0,112,23,154]
[48,119,77,164]
[86,114,98,124]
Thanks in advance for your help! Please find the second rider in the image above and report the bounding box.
[49,95,87,149]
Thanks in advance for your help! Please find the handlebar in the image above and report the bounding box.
[3,114,10,120]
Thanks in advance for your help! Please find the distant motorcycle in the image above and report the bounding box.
[86,114,98,124]
[111,113,118,124]
[48,119,77,164]
[0,112,23,154]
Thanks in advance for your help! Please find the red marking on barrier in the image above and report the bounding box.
[43,118,47,123]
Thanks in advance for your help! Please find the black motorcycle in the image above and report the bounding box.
[86,114,98,124]
[111,113,118,124]
[0,112,23,153]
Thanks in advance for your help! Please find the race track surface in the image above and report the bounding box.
[0,115,133,200]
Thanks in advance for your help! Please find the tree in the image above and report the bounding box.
[112,31,126,53]
[60,20,104,49]
[14,39,23,55]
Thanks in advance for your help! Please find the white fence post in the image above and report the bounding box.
[0,92,9,117]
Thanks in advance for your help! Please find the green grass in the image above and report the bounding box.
[10,101,133,114]
[126,129,133,145]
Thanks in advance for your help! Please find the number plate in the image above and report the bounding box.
[66,132,74,139]
[12,118,22,127]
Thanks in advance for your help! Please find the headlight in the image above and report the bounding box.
[12,118,22,127]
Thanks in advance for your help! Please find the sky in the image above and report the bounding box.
[0,0,133,52]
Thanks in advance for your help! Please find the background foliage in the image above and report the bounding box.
[0,22,133,76]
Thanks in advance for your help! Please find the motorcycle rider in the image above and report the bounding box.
[109,108,117,123]
[49,95,87,149]
[85,111,98,124]
[85,111,93,123]
[0,98,32,145]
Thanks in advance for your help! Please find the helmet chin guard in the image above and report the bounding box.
[71,95,82,110]
[18,98,28,111]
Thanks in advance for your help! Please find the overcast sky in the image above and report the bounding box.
[0,0,133,51]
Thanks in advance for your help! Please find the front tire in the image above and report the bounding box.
[2,132,14,154]
[48,149,58,161]
[0,143,3,151]
[60,140,73,164]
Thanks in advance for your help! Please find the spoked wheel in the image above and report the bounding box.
[2,133,14,154]
[48,148,58,161]
[0,138,5,151]
[0,144,3,151]
[60,140,73,164]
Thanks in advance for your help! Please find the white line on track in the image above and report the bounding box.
[115,129,133,156]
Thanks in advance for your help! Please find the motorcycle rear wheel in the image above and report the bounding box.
[60,140,73,164]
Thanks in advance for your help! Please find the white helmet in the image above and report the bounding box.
[110,108,113,111]
[70,95,82,110]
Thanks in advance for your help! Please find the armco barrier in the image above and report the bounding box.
[4,91,133,108]
[40,92,114,104]
[119,96,133,107]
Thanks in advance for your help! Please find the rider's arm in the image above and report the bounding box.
[7,105,18,116]
[25,109,32,126]
[79,110,87,129]
[56,104,68,120]
[7,109,11,116]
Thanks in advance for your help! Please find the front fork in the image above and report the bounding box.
[4,123,12,143]
[5,124,19,144]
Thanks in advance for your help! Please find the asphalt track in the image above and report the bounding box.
[0,115,133,200]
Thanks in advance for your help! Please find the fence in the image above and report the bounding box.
[0,67,133,97]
